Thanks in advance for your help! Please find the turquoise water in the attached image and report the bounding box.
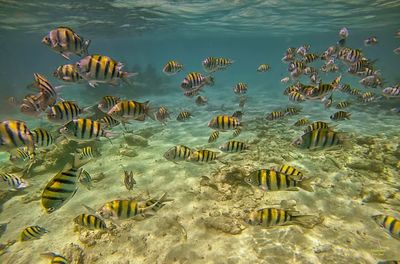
[0,1,400,264]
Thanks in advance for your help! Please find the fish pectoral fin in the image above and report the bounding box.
[59,52,71,60]
[88,81,98,88]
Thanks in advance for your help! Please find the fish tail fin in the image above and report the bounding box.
[346,112,351,119]
[206,76,215,86]
[83,39,91,56]
[144,101,156,121]
[147,192,173,212]
[291,214,323,229]
[72,149,92,168]
[298,177,314,192]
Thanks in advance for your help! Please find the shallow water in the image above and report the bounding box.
[0,1,400,264]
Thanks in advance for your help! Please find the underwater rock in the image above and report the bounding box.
[119,147,138,157]
[164,244,203,264]
[124,134,149,147]
[313,244,332,254]
[63,243,85,264]
[202,216,245,235]
[347,159,384,173]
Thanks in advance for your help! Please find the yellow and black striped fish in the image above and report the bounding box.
[47,101,83,123]
[266,111,285,121]
[73,214,107,230]
[164,145,192,162]
[154,106,170,124]
[180,72,214,90]
[233,83,248,94]
[41,152,91,213]
[330,111,351,121]
[278,165,303,181]
[76,146,94,160]
[372,214,400,240]
[232,127,242,137]
[331,75,342,88]
[20,226,48,241]
[31,73,57,103]
[32,128,54,148]
[288,61,305,72]
[41,252,69,264]
[303,53,319,64]
[219,140,249,153]
[246,208,319,228]
[349,88,361,96]
[188,149,218,162]
[293,128,342,150]
[303,121,333,133]
[208,131,220,143]
[99,114,120,129]
[53,64,83,82]
[288,91,305,102]
[208,115,241,130]
[42,26,90,60]
[335,101,351,109]
[98,96,120,113]
[176,111,192,122]
[346,48,363,63]
[9,147,33,166]
[283,85,299,95]
[79,169,93,190]
[285,107,301,116]
[0,173,28,191]
[257,64,270,72]
[0,120,34,153]
[162,60,184,75]
[339,84,352,93]
[99,193,167,220]
[202,57,233,73]
[348,60,372,74]
[108,100,151,122]
[60,118,110,142]
[294,118,310,126]
[76,55,136,87]
[307,83,334,98]
[244,169,313,192]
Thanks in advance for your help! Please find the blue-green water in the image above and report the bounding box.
[0,1,399,264]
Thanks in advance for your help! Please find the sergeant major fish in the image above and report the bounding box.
[180,72,214,91]
[208,115,241,131]
[162,60,184,75]
[293,128,342,150]
[76,54,137,87]
[164,145,192,162]
[59,118,112,142]
[42,26,90,60]
[53,64,83,82]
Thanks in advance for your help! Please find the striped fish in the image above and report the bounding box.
[31,73,58,102]
[202,57,233,73]
[162,60,184,75]
[208,131,220,143]
[285,107,301,116]
[41,252,69,264]
[349,88,361,96]
[208,115,241,131]
[42,26,90,60]
[76,146,94,160]
[188,150,218,162]
[244,169,313,192]
[108,100,151,122]
[41,151,91,213]
[382,87,400,98]
[232,127,242,137]
[288,91,305,102]
[339,84,352,93]
[233,83,248,94]
[20,93,48,117]
[98,193,168,220]
[278,165,303,181]
[32,128,54,148]
[76,55,136,87]
[47,101,83,123]
[336,101,351,109]
[176,111,192,122]
[294,118,310,126]
[0,120,34,153]
[164,145,192,162]
[372,215,399,240]
[293,128,342,150]
[345,49,363,63]
[53,64,83,82]
[99,115,120,129]
[180,72,214,91]
[303,53,319,64]
[9,147,33,167]
[246,208,319,228]
[154,106,170,124]
[20,226,48,241]
[303,121,333,133]
[60,119,110,142]
[0,173,28,191]
[266,111,285,121]
[257,64,270,72]
[73,214,107,230]
[219,140,249,153]
[79,169,93,190]
[98,96,120,113]
[330,111,351,121]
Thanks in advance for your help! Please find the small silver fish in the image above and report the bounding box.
[124,170,136,190]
